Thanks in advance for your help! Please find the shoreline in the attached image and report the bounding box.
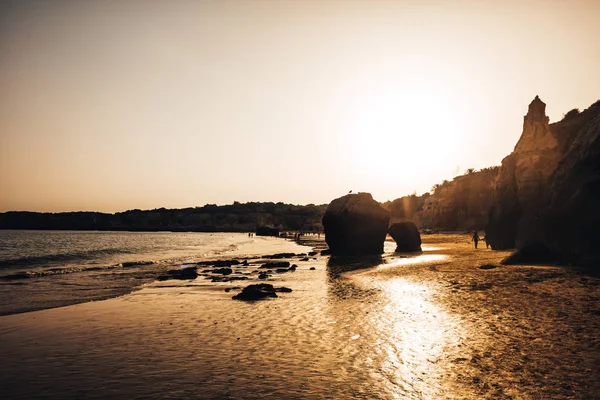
[2,234,599,398]
[0,233,315,316]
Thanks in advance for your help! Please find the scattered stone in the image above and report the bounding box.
[264,253,296,259]
[213,260,240,267]
[300,257,310,261]
[232,283,292,301]
[212,267,233,275]
[157,266,198,281]
[308,251,318,256]
[196,259,240,267]
[229,276,249,281]
[275,268,288,273]
[289,264,297,271]
[224,288,231,292]
[309,267,316,270]
[258,272,270,280]
[479,264,499,270]
[259,261,290,269]
[210,276,248,283]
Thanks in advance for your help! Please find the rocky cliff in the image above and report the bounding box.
[538,111,600,265]
[423,168,498,231]
[381,168,498,231]
[487,97,600,251]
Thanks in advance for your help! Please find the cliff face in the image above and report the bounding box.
[487,97,600,251]
[422,168,498,231]
[542,113,600,265]
[381,168,497,231]
[383,193,429,226]
[515,111,600,265]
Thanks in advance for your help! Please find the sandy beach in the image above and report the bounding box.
[1,234,599,399]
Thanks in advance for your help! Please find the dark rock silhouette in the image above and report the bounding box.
[212,267,233,275]
[157,266,198,281]
[478,264,498,270]
[486,96,558,249]
[255,226,279,237]
[232,284,292,301]
[501,242,556,265]
[516,109,600,266]
[322,193,390,255]
[388,222,422,252]
[486,97,600,250]
[259,261,290,269]
[263,253,296,259]
[487,98,600,266]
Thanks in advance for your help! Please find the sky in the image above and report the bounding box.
[1,0,599,212]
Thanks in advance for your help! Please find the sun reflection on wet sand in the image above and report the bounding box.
[382,253,449,268]
[351,262,466,398]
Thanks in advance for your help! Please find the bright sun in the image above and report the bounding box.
[347,84,469,197]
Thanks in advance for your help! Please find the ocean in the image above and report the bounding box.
[0,230,283,315]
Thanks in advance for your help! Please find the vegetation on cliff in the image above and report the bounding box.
[381,167,498,231]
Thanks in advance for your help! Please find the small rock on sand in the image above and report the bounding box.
[260,262,290,269]
[232,284,293,301]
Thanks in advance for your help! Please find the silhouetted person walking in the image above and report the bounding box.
[472,231,479,249]
[483,234,489,248]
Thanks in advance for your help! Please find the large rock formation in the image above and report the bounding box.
[487,97,600,264]
[388,222,422,252]
[487,96,566,249]
[322,193,390,255]
[509,110,600,266]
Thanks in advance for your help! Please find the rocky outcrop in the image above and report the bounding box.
[322,193,390,255]
[487,97,600,265]
[388,222,422,252]
[157,266,198,281]
[232,283,292,301]
[487,96,563,249]
[513,110,600,266]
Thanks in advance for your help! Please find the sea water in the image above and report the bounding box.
[0,230,282,315]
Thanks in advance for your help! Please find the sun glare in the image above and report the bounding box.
[348,84,468,195]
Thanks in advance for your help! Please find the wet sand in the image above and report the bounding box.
[1,234,599,399]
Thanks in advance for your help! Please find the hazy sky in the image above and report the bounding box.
[1,0,599,212]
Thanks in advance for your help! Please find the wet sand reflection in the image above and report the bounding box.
[325,252,466,398]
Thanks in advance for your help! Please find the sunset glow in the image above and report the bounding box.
[1,0,599,211]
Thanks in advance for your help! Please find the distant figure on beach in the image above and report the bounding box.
[472,231,480,249]
[483,234,489,248]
